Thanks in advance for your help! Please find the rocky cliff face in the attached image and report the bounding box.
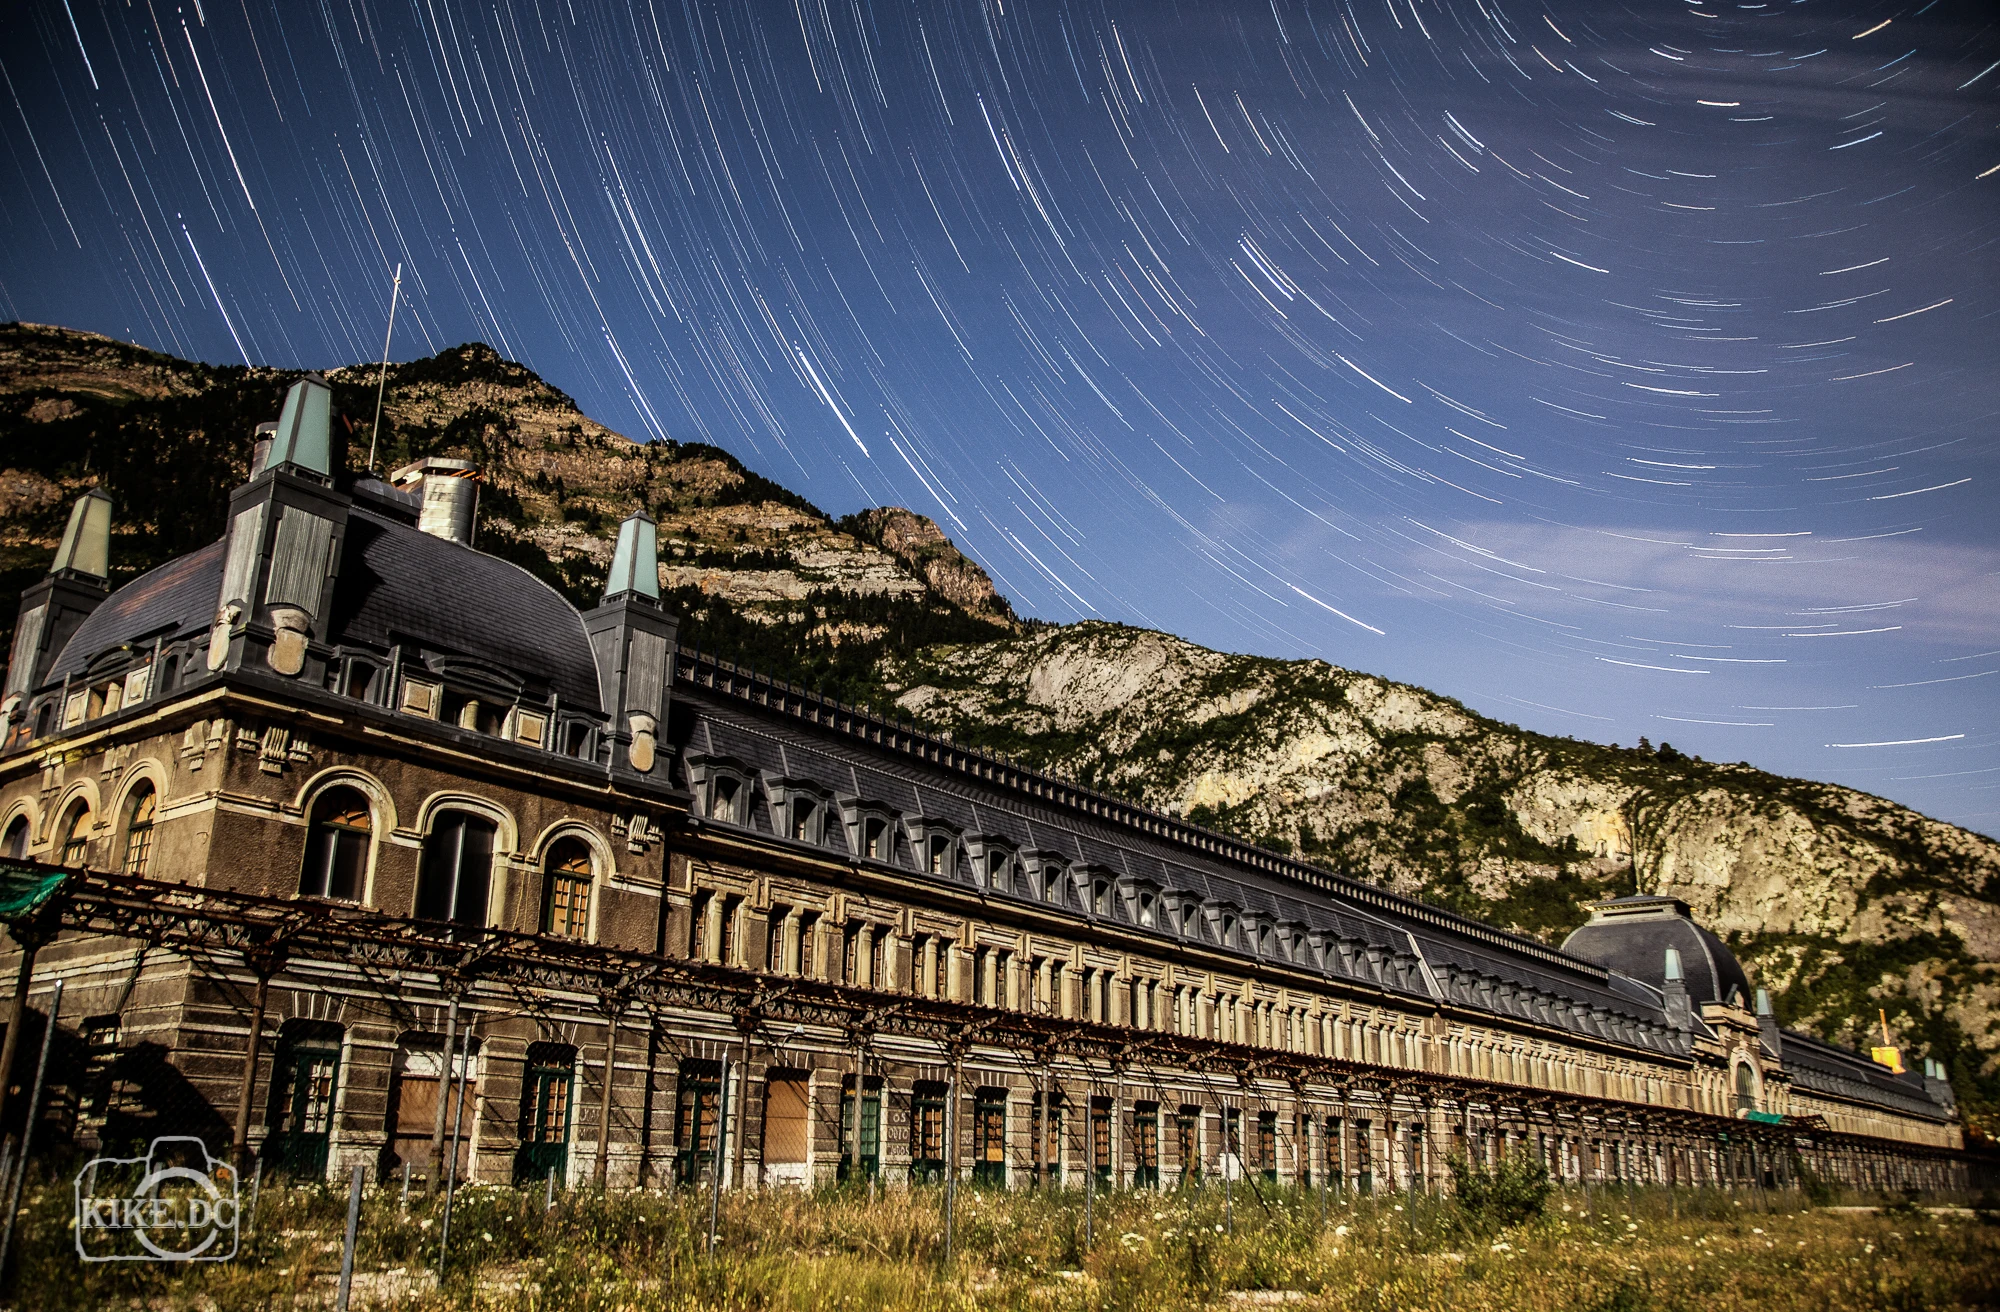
[5,324,1992,1126]
[0,326,1010,680]
[876,623,2000,1124]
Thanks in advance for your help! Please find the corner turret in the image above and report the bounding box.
[4,490,114,732]
[1756,986,1783,1059]
[207,376,353,680]
[584,512,677,776]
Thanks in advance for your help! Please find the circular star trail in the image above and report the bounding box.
[1,1,1995,830]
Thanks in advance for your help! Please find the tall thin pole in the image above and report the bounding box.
[943,1049,959,1265]
[0,935,44,1136]
[705,1052,729,1254]
[848,1037,863,1187]
[367,263,403,473]
[1084,1096,1095,1249]
[436,1027,471,1275]
[427,994,459,1190]
[232,967,272,1168]
[593,1003,620,1188]
[335,1163,364,1312]
[0,978,61,1278]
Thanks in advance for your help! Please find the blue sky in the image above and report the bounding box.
[2,0,1995,832]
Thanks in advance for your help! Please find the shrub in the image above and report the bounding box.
[1794,1157,1836,1207]
[1445,1150,1552,1229]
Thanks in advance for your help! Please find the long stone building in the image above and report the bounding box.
[0,378,1968,1197]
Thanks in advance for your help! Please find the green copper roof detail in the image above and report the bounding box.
[603,512,660,601]
[51,489,112,580]
[264,375,334,476]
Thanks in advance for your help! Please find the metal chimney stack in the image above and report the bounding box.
[388,457,481,546]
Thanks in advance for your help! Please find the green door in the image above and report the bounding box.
[839,1084,881,1181]
[910,1087,946,1183]
[972,1094,1007,1187]
[268,1042,340,1179]
[515,1059,572,1185]
[672,1065,721,1187]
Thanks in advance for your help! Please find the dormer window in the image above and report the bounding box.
[765,776,832,847]
[687,756,753,826]
[964,836,1017,894]
[1116,876,1161,927]
[1092,879,1112,917]
[905,817,961,878]
[839,797,902,863]
[1020,851,1068,904]
[1161,890,1200,938]
[443,690,507,736]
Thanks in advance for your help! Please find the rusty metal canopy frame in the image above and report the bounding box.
[0,858,1968,1170]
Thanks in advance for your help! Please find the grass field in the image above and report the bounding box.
[8,1164,1995,1311]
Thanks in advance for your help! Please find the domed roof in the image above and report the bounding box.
[328,508,603,713]
[46,506,603,715]
[1560,895,1752,1007]
[46,542,226,682]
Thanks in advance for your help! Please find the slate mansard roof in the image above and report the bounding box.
[43,503,603,715]
[328,507,603,713]
[46,542,225,683]
[1560,895,1755,1008]
[675,663,1694,1060]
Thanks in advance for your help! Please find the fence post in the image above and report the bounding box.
[335,1164,363,1312]
[436,1027,472,1275]
[594,1002,621,1189]
[0,978,61,1280]
[705,1049,729,1254]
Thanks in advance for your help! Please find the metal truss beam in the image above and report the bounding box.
[6,864,1966,1167]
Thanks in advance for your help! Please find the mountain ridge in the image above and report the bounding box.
[3,323,1992,1130]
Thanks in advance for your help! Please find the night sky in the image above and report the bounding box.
[1,1,1995,833]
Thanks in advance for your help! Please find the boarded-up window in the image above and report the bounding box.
[764,1072,810,1165]
[388,1039,477,1174]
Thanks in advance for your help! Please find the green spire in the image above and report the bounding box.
[264,374,334,476]
[50,489,112,580]
[604,512,660,601]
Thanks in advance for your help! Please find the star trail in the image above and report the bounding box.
[1,1,1995,831]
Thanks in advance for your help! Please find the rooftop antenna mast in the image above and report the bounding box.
[367,262,403,474]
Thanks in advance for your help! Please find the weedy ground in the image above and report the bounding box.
[5,1169,1994,1311]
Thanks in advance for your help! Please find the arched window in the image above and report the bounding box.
[541,838,593,939]
[58,801,92,867]
[121,783,157,876]
[2,815,28,860]
[299,786,372,902]
[416,810,498,931]
[1734,1061,1757,1113]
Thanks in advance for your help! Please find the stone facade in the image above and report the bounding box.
[0,379,1967,1197]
